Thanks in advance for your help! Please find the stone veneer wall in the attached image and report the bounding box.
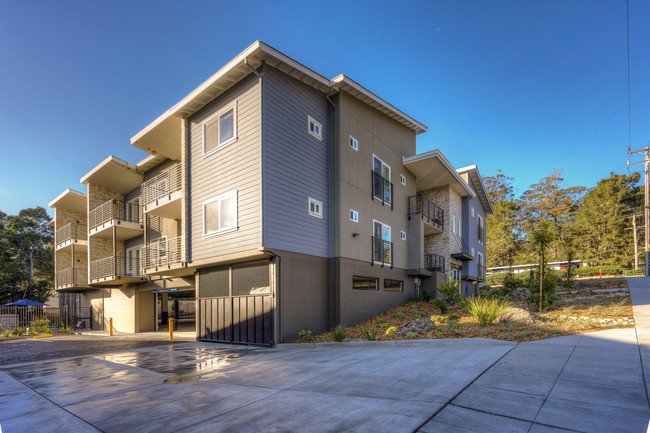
[88,183,124,264]
[422,185,464,273]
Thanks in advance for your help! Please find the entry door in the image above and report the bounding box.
[198,260,273,346]
[125,246,141,276]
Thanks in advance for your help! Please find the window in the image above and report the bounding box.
[372,155,392,204]
[203,103,237,155]
[309,198,323,218]
[471,207,475,217]
[373,220,392,264]
[350,209,359,222]
[451,215,456,233]
[478,215,484,245]
[400,230,406,240]
[349,135,358,151]
[458,218,462,237]
[308,116,322,140]
[384,279,403,292]
[353,276,378,291]
[400,175,406,185]
[203,190,238,236]
[125,246,141,276]
[471,247,475,257]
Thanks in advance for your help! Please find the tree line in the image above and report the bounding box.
[0,207,53,305]
[484,169,642,268]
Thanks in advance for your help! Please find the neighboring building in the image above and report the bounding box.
[488,260,583,275]
[49,41,493,346]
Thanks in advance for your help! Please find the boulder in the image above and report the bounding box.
[396,318,436,337]
[494,307,538,325]
[508,287,531,301]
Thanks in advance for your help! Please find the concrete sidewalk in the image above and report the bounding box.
[629,276,650,399]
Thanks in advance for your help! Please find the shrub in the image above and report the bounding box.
[437,278,461,304]
[481,285,509,300]
[360,327,378,341]
[395,312,405,319]
[378,323,389,328]
[415,309,427,318]
[385,326,398,335]
[463,297,511,326]
[626,269,645,276]
[409,304,417,309]
[503,273,521,291]
[30,319,50,334]
[449,314,460,321]
[3,330,10,338]
[330,324,347,342]
[444,318,464,334]
[416,289,435,302]
[405,332,419,339]
[527,270,559,309]
[430,315,447,324]
[432,298,447,314]
[11,327,20,336]
[573,266,627,277]
[298,330,312,340]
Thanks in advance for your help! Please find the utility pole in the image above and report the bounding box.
[628,146,650,276]
[633,214,639,270]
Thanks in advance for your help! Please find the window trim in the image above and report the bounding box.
[400,230,406,240]
[350,209,359,223]
[202,189,238,238]
[308,197,323,219]
[203,102,238,157]
[477,215,484,245]
[353,275,379,291]
[308,115,323,140]
[349,135,358,151]
[372,154,391,181]
[373,219,392,265]
[400,174,406,185]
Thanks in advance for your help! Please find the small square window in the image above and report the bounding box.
[308,116,322,140]
[309,197,323,218]
[400,231,406,240]
[400,175,406,185]
[384,279,403,292]
[349,136,358,151]
[350,209,359,222]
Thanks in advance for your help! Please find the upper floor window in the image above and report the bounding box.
[349,136,358,151]
[308,116,322,140]
[203,190,238,237]
[372,155,392,206]
[471,207,475,217]
[400,175,406,185]
[309,198,323,218]
[478,215,484,245]
[204,103,238,155]
[400,230,406,240]
[350,209,359,223]
[372,220,392,265]
[458,217,462,237]
[451,215,456,234]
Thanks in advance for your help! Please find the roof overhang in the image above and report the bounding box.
[457,165,494,215]
[48,189,87,214]
[131,41,428,158]
[402,150,475,197]
[80,156,143,195]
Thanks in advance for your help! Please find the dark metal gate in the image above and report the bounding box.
[198,295,272,346]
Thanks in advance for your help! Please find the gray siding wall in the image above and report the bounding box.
[189,73,262,261]
[261,65,329,258]
[462,178,487,278]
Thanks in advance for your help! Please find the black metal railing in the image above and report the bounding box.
[371,236,393,268]
[0,305,92,331]
[371,171,393,209]
[425,253,446,273]
[408,194,444,228]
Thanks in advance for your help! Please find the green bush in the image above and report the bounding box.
[330,324,347,342]
[527,270,559,309]
[503,273,522,291]
[443,318,464,334]
[463,297,511,326]
[405,332,419,339]
[298,330,312,340]
[449,314,460,321]
[481,285,509,300]
[486,271,530,286]
[360,327,378,341]
[626,269,645,276]
[3,330,10,338]
[409,304,417,309]
[378,323,389,328]
[30,319,50,334]
[416,289,435,302]
[573,266,627,277]
[437,278,461,304]
[395,312,405,319]
[431,298,448,313]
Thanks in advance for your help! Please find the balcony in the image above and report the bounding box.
[424,253,446,273]
[371,171,393,209]
[408,195,444,234]
[371,236,393,268]
[89,255,145,285]
[55,222,88,251]
[88,200,143,240]
[141,163,182,219]
[56,268,90,291]
[142,235,187,275]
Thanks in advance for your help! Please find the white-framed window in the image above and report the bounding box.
[471,206,475,217]
[349,135,358,151]
[372,219,392,265]
[400,230,406,240]
[350,209,359,222]
[372,155,392,204]
[451,215,456,234]
[478,215,484,245]
[309,198,323,218]
[125,246,141,276]
[478,252,484,265]
[471,247,475,257]
[400,174,406,185]
[203,189,238,237]
[203,102,237,155]
[308,116,322,140]
[458,218,462,237]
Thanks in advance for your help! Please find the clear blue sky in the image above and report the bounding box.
[1,0,649,216]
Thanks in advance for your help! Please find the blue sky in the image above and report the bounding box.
[1,0,649,216]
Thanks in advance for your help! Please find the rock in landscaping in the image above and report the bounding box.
[396,318,436,337]
[494,307,539,325]
[508,287,531,301]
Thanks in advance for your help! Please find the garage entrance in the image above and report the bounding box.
[156,288,196,332]
[197,260,273,346]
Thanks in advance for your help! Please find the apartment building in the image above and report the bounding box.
[50,41,492,346]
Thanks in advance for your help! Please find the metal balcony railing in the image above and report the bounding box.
[371,236,393,268]
[142,235,184,270]
[56,268,87,287]
[408,195,444,228]
[424,253,446,273]
[371,171,393,209]
[55,222,87,246]
[89,200,142,230]
[90,255,140,281]
[141,163,182,208]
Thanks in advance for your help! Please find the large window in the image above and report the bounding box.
[373,220,392,265]
[204,103,237,155]
[372,155,392,204]
[384,279,403,292]
[203,190,238,236]
[353,276,378,291]
[477,215,484,245]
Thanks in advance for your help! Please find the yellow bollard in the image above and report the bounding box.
[169,318,174,341]
[109,317,113,336]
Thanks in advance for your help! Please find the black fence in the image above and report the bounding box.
[371,236,393,268]
[0,306,92,331]
[408,194,444,229]
[371,171,393,209]
[425,253,446,273]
